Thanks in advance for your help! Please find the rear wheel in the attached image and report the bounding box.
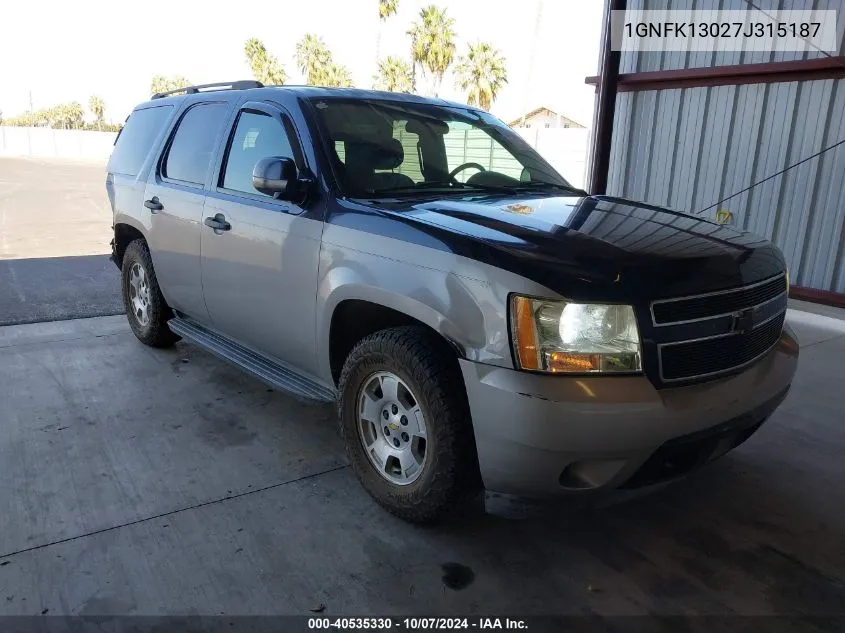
[121,239,178,348]
[337,326,481,523]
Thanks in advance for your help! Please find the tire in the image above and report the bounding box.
[121,239,179,348]
[337,326,482,523]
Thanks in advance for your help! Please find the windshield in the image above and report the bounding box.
[309,98,580,198]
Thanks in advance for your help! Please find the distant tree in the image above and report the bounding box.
[454,42,507,111]
[376,0,400,64]
[244,38,288,86]
[407,5,455,96]
[379,0,399,20]
[60,102,85,129]
[374,56,414,92]
[295,34,333,85]
[89,95,105,130]
[150,75,192,96]
[323,63,354,88]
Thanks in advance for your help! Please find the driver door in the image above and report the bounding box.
[200,102,323,376]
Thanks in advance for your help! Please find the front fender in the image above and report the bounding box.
[316,246,512,384]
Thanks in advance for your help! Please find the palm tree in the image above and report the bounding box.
[379,0,399,20]
[296,34,332,85]
[323,63,354,88]
[407,5,455,97]
[150,75,192,96]
[244,38,288,85]
[454,42,508,111]
[89,95,105,131]
[376,0,399,64]
[374,56,413,92]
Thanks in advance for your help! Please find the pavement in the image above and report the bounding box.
[1,158,844,623]
[0,157,121,325]
[0,306,843,620]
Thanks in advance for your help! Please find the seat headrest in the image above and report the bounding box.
[346,138,404,170]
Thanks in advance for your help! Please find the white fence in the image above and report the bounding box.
[0,126,118,161]
[0,125,590,187]
[515,128,591,189]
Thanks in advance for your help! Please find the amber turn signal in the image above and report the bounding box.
[512,296,541,370]
[546,352,601,372]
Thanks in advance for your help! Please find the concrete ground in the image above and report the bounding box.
[0,305,843,619]
[0,157,121,325]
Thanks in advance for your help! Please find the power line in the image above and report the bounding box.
[698,136,845,213]
[742,0,834,60]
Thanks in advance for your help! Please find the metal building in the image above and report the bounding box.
[588,0,845,304]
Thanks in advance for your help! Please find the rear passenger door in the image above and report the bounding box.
[200,101,324,376]
[144,101,229,323]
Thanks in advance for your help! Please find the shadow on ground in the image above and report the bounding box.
[0,254,121,325]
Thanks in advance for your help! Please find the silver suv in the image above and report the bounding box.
[106,81,799,523]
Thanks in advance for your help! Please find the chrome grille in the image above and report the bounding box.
[660,313,785,381]
[651,273,787,326]
[651,273,788,383]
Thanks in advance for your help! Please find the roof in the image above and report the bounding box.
[137,83,474,112]
[507,106,585,128]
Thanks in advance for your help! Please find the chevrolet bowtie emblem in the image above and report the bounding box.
[731,308,755,335]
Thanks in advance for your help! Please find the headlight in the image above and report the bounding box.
[510,296,642,373]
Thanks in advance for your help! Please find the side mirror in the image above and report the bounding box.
[252,156,299,199]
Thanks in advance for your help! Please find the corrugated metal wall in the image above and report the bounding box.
[607,0,845,292]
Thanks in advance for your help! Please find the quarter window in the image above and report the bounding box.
[108,105,173,177]
[222,111,295,196]
[163,103,228,185]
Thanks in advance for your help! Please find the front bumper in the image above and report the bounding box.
[460,324,799,497]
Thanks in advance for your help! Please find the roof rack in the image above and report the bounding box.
[151,80,264,100]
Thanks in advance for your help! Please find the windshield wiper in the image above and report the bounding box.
[366,180,586,197]
[514,182,588,195]
[369,181,469,194]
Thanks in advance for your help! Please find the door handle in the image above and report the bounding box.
[204,213,231,232]
[144,197,164,212]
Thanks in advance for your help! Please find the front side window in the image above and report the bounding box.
[163,103,228,185]
[311,98,575,198]
[222,111,294,196]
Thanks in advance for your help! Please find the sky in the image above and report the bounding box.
[0,0,603,128]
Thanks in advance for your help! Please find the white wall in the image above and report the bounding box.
[517,127,590,188]
[0,127,117,160]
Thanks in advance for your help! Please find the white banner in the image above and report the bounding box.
[611,9,838,52]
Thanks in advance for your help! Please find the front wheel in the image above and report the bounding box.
[337,326,481,523]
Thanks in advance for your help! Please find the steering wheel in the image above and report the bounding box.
[448,162,487,182]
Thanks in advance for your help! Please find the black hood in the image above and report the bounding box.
[361,193,785,303]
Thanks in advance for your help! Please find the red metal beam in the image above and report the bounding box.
[789,286,845,310]
[586,56,845,92]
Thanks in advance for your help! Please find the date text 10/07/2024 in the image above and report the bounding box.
[308,617,528,630]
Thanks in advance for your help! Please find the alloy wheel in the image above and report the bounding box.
[356,371,428,485]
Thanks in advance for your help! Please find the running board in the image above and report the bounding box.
[168,317,336,403]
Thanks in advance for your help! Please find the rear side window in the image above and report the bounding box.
[163,103,228,185]
[107,105,173,177]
